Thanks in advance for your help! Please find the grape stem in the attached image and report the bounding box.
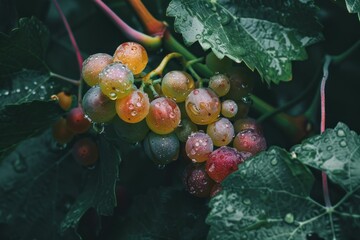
[125,0,166,36]
[142,52,183,84]
[51,0,83,105]
[93,0,161,50]
[50,72,80,86]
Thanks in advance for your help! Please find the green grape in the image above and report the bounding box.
[98,62,134,100]
[146,97,181,134]
[221,100,238,118]
[207,117,235,147]
[224,65,256,101]
[82,85,116,123]
[161,70,195,102]
[185,88,221,125]
[175,118,198,142]
[143,131,180,165]
[208,74,230,97]
[205,51,232,73]
[113,42,148,75]
[82,53,113,86]
[116,89,150,123]
[112,116,149,143]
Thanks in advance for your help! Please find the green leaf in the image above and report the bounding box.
[0,100,63,160]
[345,0,360,19]
[0,130,81,240]
[114,187,209,240]
[207,124,360,240]
[166,0,323,84]
[60,134,122,233]
[291,122,360,192]
[0,17,49,77]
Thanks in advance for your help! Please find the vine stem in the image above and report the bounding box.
[92,0,161,50]
[50,72,80,86]
[52,0,83,105]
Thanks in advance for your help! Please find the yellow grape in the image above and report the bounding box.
[116,89,150,123]
[113,42,148,75]
[161,70,195,102]
[82,53,113,86]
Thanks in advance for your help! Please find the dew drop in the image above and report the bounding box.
[109,92,117,100]
[284,213,294,224]
[11,157,28,173]
[290,152,297,159]
[337,129,346,137]
[326,146,333,151]
[131,110,137,116]
[87,165,96,170]
[93,123,105,134]
[226,205,234,213]
[157,164,166,170]
[4,91,9,96]
[270,158,278,166]
[339,140,347,147]
[243,198,251,205]
[195,34,201,39]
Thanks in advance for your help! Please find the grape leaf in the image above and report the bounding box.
[207,123,360,239]
[0,16,49,76]
[0,130,81,240]
[291,122,360,192]
[114,187,209,240]
[60,134,122,233]
[166,0,323,84]
[345,0,360,19]
[0,100,63,160]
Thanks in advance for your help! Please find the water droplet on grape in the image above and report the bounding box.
[109,92,117,100]
[128,104,134,110]
[131,110,137,116]
[157,164,166,170]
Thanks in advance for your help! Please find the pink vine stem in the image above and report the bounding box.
[52,0,83,73]
[320,55,332,208]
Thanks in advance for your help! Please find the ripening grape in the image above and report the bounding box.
[66,107,91,133]
[225,65,256,101]
[183,163,215,198]
[82,53,113,86]
[113,42,148,75]
[146,97,181,134]
[221,100,238,118]
[206,118,235,147]
[205,146,245,183]
[116,89,150,123]
[205,51,232,73]
[233,129,267,155]
[112,116,149,143]
[98,62,134,100]
[72,137,99,166]
[143,131,180,165]
[52,117,75,144]
[185,88,221,125]
[161,70,195,102]
[175,118,198,142]
[185,132,213,162]
[208,74,230,97]
[82,85,116,123]
[52,91,72,111]
[233,117,263,134]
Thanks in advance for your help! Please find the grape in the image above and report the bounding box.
[112,116,149,143]
[183,163,215,198]
[146,97,181,134]
[82,85,116,123]
[143,131,180,165]
[206,118,235,147]
[72,137,99,166]
[205,146,245,183]
[224,65,256,101]
[82,53,113,86]
[233,129,267,155]
[205,51,232,73]
[161,70,195,102]
[221,100,238,118]
[52,91,72,111]
[116,89,150,123]
[185,132,213,162]
[52,117,75,144]
[98,62,134,100]
[66,107,91,133]
[233,100,250,119]
[113,42,148,75]
[175,118,198,142]
[185,88,221,125]
[208,74,230,97]
[233,117,263,134]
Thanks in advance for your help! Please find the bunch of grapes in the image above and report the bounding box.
[51,41,267,198]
